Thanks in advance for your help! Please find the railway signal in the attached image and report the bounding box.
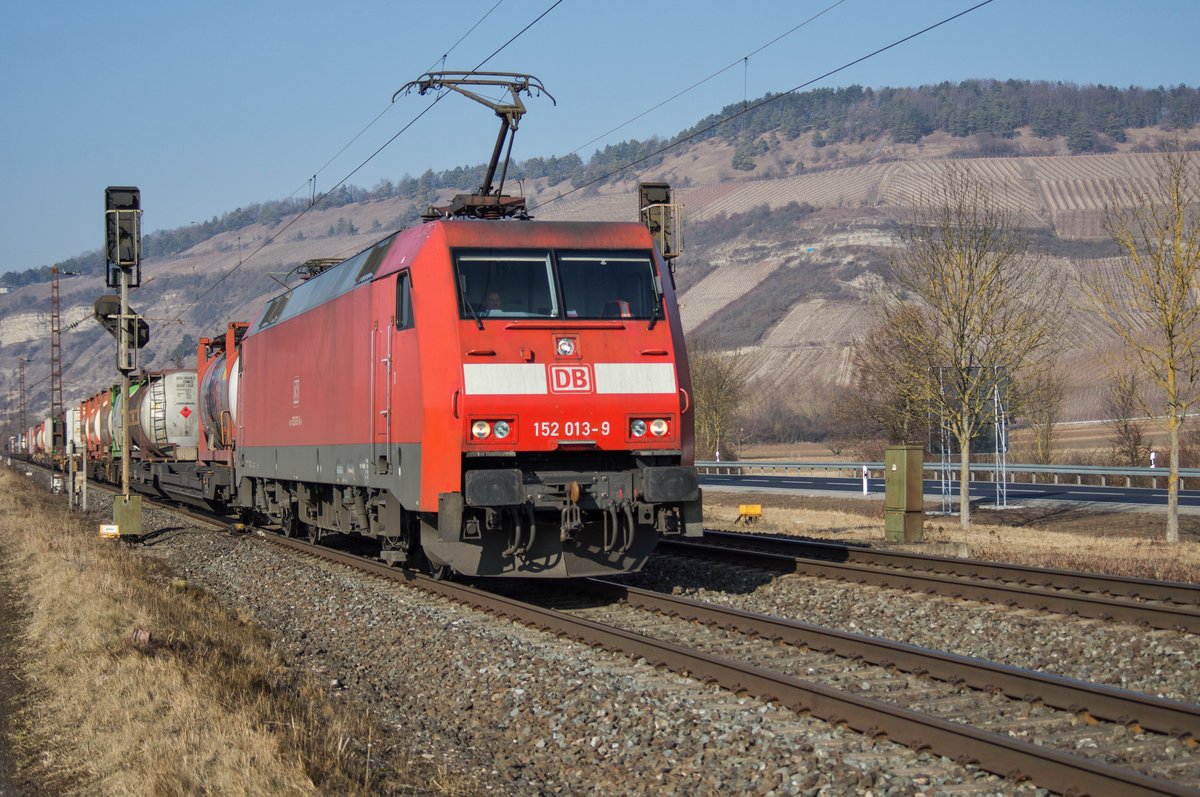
[638,182,683,268]
[93,295,150,352]
[102,185,144,540]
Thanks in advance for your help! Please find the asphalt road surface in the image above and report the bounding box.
[699,473,1200,509]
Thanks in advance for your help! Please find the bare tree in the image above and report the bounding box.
[1103,369,1149,466]
[839,308,932,455]
[1084,147,1200,543]
[883,165,1062,528]
[687,338,745,461]
[1023,368,1066,465]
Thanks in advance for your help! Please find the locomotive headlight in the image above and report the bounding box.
[471,420,492,439]
[649,419,669,437]
[630,419,647,438]
[556,337,576,356]
[493,420,511,439]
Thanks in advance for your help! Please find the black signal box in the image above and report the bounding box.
[105,186,141,288]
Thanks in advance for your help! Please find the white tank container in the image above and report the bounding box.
[66,406,84,455]
[38,418,52,454]
[110,384,137,456]
[130,370,200,459]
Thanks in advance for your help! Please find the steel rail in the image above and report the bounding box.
[660,538,1200,634]
[699,530,1200,606]
[51,473,1197,797]
[581,578,1200,740]
[251,531,1198,797]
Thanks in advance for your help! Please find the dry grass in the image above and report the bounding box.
[704,492,1200,584]
[0,470,474,796]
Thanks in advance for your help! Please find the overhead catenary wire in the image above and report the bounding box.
[178,0,987,318]
[545,0,996,209]
[4,1,552,412]
[169,0,563,325]
[283,0,507,205]
[6,0,989,412]
[567,0,849,158]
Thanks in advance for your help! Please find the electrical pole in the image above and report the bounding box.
[50,265,64,454]
[18,357,26,448]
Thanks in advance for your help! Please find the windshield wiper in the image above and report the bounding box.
[465,299,484,330]
[648,276,664,330]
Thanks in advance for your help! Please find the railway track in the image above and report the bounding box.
[242,527,1200,796]
[37,472,1200,795]
[659,531,1200,633]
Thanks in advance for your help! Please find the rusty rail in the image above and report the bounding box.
[582,578,1200,740]
[699,531,1200,606]
[660,538,1200,634]
[250,531,1198,796]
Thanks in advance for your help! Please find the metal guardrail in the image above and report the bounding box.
[695,460,1200,490]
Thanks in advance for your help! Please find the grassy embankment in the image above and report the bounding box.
[704,493,1200,583]
[0,468,475,796]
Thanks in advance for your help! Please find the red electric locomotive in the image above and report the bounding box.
[235,214,701,577]
[64,71,701,578]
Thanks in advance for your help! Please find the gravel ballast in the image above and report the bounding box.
[619,554,1200,704]
[26,468,1194,794]
[138,522,1038,795]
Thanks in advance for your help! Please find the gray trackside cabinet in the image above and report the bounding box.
[884,445,924,542]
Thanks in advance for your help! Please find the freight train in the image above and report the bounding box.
[14,201,703,578]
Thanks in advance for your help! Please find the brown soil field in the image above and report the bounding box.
[739,419,1177,464]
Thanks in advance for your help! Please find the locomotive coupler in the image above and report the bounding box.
[560,503,583,542]
[560,480,584,542]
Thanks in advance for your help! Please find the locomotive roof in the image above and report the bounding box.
[248,220,658,335]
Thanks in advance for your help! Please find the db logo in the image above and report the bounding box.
[549,364,592,393]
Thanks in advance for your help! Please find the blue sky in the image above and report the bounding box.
[1,0,1197,273]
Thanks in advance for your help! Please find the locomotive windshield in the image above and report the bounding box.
[557,252,658,320]
[456,251,558,319]
[454,249,661,321]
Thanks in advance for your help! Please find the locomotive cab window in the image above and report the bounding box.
[259,294,289,329]
[455,251,558,319]
[396,271,413,330]
[557,251,661,320]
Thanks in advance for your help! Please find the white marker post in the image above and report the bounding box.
[862,465,869,494]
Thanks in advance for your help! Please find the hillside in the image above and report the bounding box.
[531,137,1194,425]
[3,80,1199,441]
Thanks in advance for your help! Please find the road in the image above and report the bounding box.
[699,472,1200,509]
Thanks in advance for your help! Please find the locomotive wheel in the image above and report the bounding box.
[421,549,452,581]
[280,506,301,538]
